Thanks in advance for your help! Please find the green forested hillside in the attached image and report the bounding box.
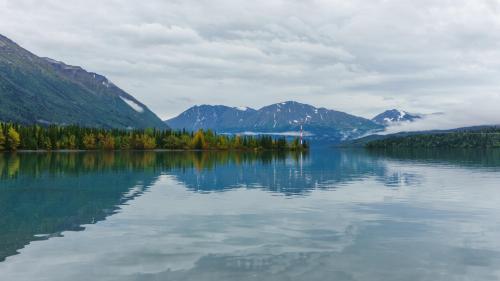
[0,34,166,129]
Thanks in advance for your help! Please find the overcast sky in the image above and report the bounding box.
[1,0,500,128]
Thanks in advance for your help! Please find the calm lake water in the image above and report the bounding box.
[1,149,500,280]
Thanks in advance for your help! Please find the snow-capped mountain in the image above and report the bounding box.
[165,101,384,142]
[372,109,421,125]
[165,105,257,132]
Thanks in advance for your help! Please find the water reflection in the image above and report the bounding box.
[173,149,387,194]
[1,149,500,280]
[367,148,500,168]
[0,151,316,262]
[0,152,161,262]
[1,150,394,197]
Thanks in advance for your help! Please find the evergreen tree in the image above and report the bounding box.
[0,130,5,150]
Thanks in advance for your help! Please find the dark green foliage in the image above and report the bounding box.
[0,123,309,151]
[366,128,500,149]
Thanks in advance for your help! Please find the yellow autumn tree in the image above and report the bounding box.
[142,134,156,150]
[7,127,20,150]
[191,130,206,150]
[83,133,96,150]
[233,135,242,149]
[100,133,115,150]
[67,135,77,149]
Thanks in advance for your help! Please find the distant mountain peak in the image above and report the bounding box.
[279,100,301,105]
[372,109,421,125]
[270,101,310,107]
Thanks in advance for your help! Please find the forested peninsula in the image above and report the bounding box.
[0,123,308,151]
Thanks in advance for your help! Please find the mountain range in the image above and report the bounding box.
[165,101,420,142]
[0,34,425,140]
[0,34,166,129]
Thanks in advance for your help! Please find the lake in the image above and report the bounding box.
[1,149,500,280]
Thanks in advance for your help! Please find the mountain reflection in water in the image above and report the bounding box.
[1,149,500,281]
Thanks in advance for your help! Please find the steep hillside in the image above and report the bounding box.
[0,34,166,129]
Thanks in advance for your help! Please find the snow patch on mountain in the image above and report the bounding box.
[120,96,144,113]
[235,106,251,111]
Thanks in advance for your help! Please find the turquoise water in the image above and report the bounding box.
[1,149,500,280]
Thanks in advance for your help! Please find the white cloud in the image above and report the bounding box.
[1,0,500,129]
[113,24,203,46]
[383,93,500,133]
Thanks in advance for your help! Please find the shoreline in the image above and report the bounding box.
[2,148,309,153]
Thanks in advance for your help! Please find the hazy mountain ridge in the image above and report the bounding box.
[0,34,166,129]
[166,101,385,142]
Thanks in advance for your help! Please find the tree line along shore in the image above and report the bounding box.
[0,123,309,151]
[365,128,500,149]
